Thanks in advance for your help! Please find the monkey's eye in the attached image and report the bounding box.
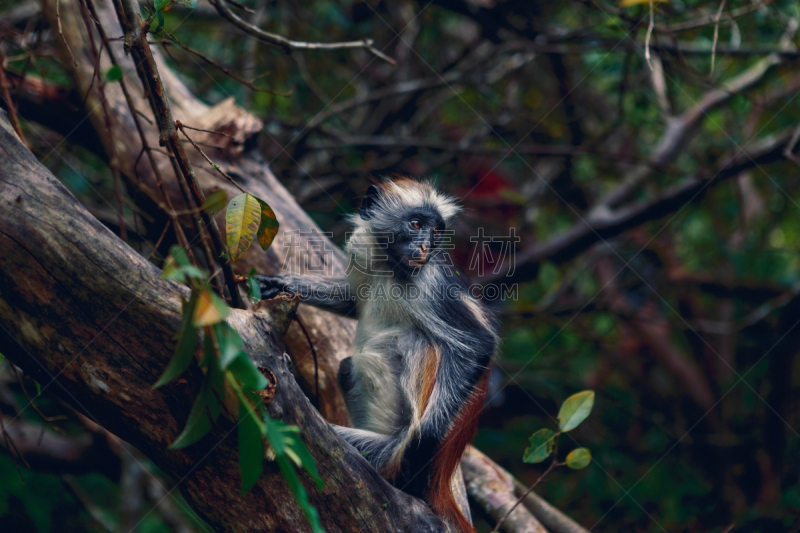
[433,229,441,236]
[410,219,421,230]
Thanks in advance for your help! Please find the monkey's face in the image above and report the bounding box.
[358,182,453,280]
[384,208,445,278]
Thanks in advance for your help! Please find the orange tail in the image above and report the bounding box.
[427,373,489,533]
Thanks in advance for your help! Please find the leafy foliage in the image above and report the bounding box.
[522,429,556,464]
[558,391,595,432]
[155,246,323,532]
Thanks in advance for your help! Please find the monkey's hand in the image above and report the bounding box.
[257,274,297,300]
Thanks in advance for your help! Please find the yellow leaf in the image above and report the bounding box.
[226,193,261,261]
[193,287,230,327]
[256,199,280,251]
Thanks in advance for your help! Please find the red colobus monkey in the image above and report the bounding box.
[259,179,497,532]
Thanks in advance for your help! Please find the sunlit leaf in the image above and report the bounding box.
[565,447,592,470]
[153,293,198,389]
[104,65,123,82]
[256,198,280,251]
[201,189,228,214]
[193,287,230,327]
[171,0,198,8]
[523,428,556,464]
[239,399,265,495]
[169,383,212,449]
[558,390,595,432]
[226,193,262,261]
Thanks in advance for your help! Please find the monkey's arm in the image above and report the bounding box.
[258,274,357,317]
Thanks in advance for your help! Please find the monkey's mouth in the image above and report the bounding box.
[407,252,430,268]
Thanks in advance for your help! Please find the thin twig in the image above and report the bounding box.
[176,121,246,193]
[710,0,728,74]
[492,461,559,533]
[293,316,320,408]
[55,0,78,67]
[83,0,194,263]
[114,0,245,308]
[645,0,655,71]
[208,0,396,65]
[0,47,28,147]
[136,109,153,124]
[147,220,173,261]
[224,0,255,14]
[783,122,800,167]
[178,123,236,141]
[151,38,292,95]
[77,0,127,242]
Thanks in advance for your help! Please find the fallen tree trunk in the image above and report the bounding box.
[0,111,443,531]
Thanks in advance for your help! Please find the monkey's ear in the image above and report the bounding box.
[359,185,381,220]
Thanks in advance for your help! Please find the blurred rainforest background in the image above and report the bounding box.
[2,0,800,531]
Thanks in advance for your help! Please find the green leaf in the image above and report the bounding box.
[239,399,265,495]
[215,321,244,369]
[193,287,230,327]
[104,65,123,82]
[171,0,198,7]
[226,193,262,261]
[160,255,207,283]
[201,189,228,214]
[169,383,212,449]
[565,447,592,470]
[247,267,261,303]
[558,390,595,432]
[523,428,556,464]
[153,293,198,389]
[169,245,191,267]
[229,354,268,391]
[255,199,280,251]
[155,0,170,11]
[156,12,165,32]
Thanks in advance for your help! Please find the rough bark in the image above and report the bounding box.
[461,447,547,533]
[0,111,443,531]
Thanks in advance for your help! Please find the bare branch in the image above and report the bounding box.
[710,0,728,74]
[208,0,396,65]
[594,53,782,210]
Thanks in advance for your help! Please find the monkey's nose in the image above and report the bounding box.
[418,244,428,262]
